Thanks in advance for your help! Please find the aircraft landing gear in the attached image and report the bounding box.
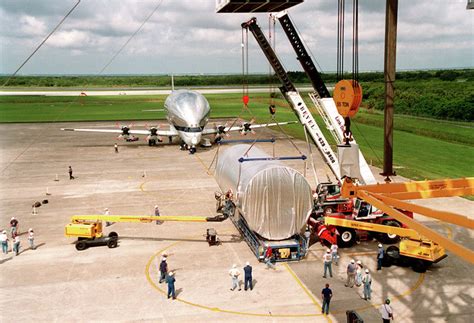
[189,147,197,154]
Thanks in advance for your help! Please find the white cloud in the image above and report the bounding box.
[0,0,472,74]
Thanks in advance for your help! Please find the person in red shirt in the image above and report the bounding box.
[264,246,275,269]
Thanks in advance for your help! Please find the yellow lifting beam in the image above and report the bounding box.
[371,194,474,230]
[71,215,209,224]
[339,177,474,264]
[359,190,474,264]
[342,177,474,200]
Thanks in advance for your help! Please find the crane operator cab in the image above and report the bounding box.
[353,199,383,220]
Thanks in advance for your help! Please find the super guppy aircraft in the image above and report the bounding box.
[61,90,296,154]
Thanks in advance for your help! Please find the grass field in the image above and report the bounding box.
[0,92,472,180]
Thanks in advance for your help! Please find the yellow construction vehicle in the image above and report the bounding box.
[324,217,447,272]
[65,214,228,251]
[338,176,474,267]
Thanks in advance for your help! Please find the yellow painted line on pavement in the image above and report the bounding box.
[145,243,327,318]
[283,262,332,322]
[342,272,425,314]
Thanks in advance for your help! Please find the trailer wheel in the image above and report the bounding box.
[379,220,402,244]
[108,232,118,238]
[75,241,87,251]
[411,259,428,273]
[337,228,357,248]
[107,239,118,248]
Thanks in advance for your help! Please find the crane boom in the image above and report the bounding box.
[276,12,376,184]
[242,17,341,181]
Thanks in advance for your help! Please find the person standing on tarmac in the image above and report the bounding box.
[380,298,394,322]
[345,259,357,287]
[355,260,364,286]
[159,255,168,284]
[377,244,384,271]
[166,271,176,300]
[154,205,163,225]
[323,249,333,278]
[331,243,339,265]
[10,217,19,238]
[321,283,333,315]
[243,262,253,291]
[12,234,20,256]
[362,269,372,300]
[114,143,119,153]
[1,230,9,254]
[229,264,241,291]
[28,228,35,250]
[68,166,74,180]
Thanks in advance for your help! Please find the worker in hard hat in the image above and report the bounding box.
[28,228,35,250]
[166,271,176,300]
[377,243,384,271]
[345,259,357,288]
[159,254,168,284]
[380,298,393,322]
[355,260,364,286]
[323,249,333,278]
[104,208,114,227]
[362,269,372,300]
[229,264,241,291]
[0,230,9,254]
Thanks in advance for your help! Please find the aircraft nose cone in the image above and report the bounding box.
[191,136,199,145]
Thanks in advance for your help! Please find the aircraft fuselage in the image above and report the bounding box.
[164,90,210,149]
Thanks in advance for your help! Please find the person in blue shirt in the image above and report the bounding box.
[243,262,253,291]
[166,271,176,300]
[321,283,333,315]
[377,244,384,270]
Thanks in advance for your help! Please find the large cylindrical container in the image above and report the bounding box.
[215,144,313,240]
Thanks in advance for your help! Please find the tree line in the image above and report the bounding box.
[1,69,472,121]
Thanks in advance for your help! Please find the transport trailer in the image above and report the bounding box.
[230,209,307,262]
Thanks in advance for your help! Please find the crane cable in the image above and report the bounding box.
[1,0,82,87]
[337,0,345,82]
[352,0,359,86]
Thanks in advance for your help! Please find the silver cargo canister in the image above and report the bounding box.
[215,144,313,240]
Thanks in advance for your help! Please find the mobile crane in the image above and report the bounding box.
[65,214,228,250]
[241,17,407,239]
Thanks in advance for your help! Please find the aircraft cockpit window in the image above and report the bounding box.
[175,126,204,133]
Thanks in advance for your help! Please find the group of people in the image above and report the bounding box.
[320,242,393,319]
[228,262,253,291]
[1,217,35,256]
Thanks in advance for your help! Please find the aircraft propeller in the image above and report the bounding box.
[240,118,256,135]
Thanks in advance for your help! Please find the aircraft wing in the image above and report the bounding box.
[202,120,297,135]
[61,128,178,136]
[202,121,297,135]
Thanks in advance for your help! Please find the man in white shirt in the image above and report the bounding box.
[380,298,393,322]
[323,249,333,278]
[229,264,241,291]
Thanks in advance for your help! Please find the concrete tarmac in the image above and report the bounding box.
[0,121,472,322]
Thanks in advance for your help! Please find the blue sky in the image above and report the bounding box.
[0,0,472,75]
